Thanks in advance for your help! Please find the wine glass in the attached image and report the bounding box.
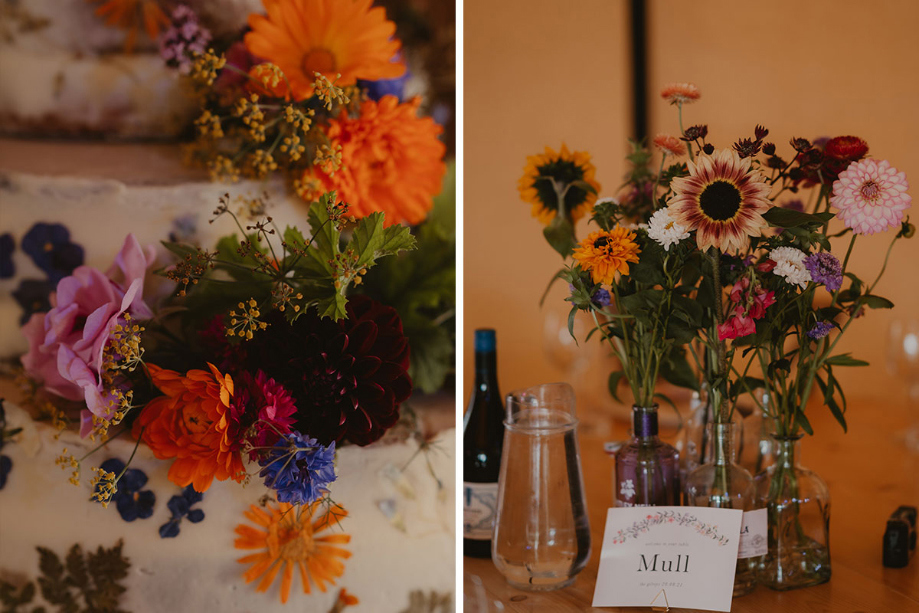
[886,319,919,452]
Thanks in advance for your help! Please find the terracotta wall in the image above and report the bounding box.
[463,0,919,412]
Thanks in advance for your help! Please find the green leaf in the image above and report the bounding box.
[282,225,308,251]
[64,545,88,590]
[659,347,699,391]
[816,374,847,433]
[824,353,869,367]
[539,268,568,307]
[352,213,416,269]
[763,207,832,228]
[862,294,894,309]
[608,371,626,403]
[543,216,576,258]
[794,410,814,436]
[159,240,199,259]
[570,179,597,195]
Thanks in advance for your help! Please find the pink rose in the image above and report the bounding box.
[21,235,155,426]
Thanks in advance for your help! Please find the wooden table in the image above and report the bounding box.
[464,395,919,612]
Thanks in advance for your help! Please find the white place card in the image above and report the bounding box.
[591,506,743,612]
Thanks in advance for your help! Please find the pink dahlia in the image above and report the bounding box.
[830,159,911,235]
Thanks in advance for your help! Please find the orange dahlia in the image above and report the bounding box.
[235,500,352,604]
[244,0,405,101]
[300,95,446,226]
[572,227,641,285]
[132,363,245,492]
[666,148,771,254]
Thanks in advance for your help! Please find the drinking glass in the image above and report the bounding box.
[492,383,591,590]
[887,319,919,452]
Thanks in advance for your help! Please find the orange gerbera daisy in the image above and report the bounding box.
[244,0,405,101]
[132,363,245,492]
[88,0,170,52]
[235,500,352,604]
[572,227,641,285]
[518,144,601,225]
[299,95,446,226]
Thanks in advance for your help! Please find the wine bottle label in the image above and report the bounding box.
[737,509,768,559]
[463,481,499,540]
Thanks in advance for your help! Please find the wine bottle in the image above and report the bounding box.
[463,329,504,558]
[614,405,681,507]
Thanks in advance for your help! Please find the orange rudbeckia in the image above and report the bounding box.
[244,0,405,101]
[235,500,353,604]
[133,363,245,492]
[299,95,446,226]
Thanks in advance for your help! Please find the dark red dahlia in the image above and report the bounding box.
[822,135,869,182]
[242,295,412,446]
[226,370,298,460]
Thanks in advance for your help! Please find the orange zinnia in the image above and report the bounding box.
[244,0,405,101]
[235,500,352,604]
[300,95,446,226]
[572,227,642,285]
[133,364,245,492]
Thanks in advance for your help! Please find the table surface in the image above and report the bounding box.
[463,395,919,612]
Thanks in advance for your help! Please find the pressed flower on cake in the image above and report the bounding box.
[235,500,352,604]
[298,96,446,225]
[89,0,170,52]
[244,0,405,101]
[518,144,601,225]
[830,158,911,235]
[572,227,641,285]
[666,148,771,254]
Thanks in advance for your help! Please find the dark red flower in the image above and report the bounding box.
[241,296,411,446]
[822,135,869,182]
[227,370,298,461]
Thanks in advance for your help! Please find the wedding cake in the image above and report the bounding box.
[0,1,455,611]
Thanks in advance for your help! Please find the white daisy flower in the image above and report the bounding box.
[769,246,812,289]
[647,207,690,251]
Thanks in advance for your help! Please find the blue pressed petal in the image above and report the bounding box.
[182,485,203,505]
[136,490,156,515]
[159,521,181,539]
[167,495,190,518]
[116,497,139,522]
[120,468,148,492]
[187,509,205,523]
[99,458,126,475]
[0,455,11,490]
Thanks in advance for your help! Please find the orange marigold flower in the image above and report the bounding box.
[132,363,245,492]
[660,82,701,105]
[88,0,170,53]
[244,0,405,101]
[235,500,352,604]
[572,227,641,285]
[300,95,446,226]
[653,134,687,157]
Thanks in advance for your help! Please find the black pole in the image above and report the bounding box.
[629,0,648,143]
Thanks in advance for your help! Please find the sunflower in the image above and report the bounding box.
[572,227,641,285]
[244,0,405,101]
[298,96,446,226]
[235,500,352,604]
[88,0,170,52]
[518,145,601,225]
[666,148,771,254]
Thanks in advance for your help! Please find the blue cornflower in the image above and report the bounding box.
[259,432,336,506]
[12,279,53,324]
[159,485,205,538]
[803,252,843,292]
[0,233,14,279]
[20,222,84,284]
[591,288,612,308]
[0,456,11,490]
[97,458,156,522]
[358,65,410,102]
[807,321,835,340]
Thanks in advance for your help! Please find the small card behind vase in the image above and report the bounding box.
[592,506,743,612]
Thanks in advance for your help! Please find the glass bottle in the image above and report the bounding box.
[754,435,831,590]
[463,329,504,558]
[614,405,680,507]
[684,422,758,597]
[492,383,591,590]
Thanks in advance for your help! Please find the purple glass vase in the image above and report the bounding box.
[614,405,681,507]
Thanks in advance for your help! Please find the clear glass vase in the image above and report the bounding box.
[753,435,831,590]
[614,405,680,507]
[684,423,758,597]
